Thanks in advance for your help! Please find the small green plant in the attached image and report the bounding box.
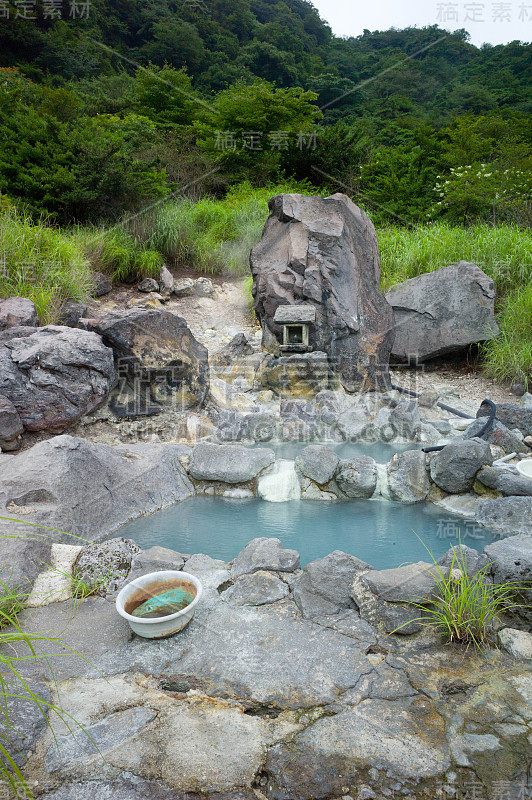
[71,567,113,600]
[401,544,525,649]
[0,573,25,630]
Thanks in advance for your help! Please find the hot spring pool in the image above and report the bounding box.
[115,496,499,570]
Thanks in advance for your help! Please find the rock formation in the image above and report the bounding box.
[250,193,395,392]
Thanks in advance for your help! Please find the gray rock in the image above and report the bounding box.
[437,544,490,577]
[210,333,254,374]
[464,418,528,455]
[57,300,87,328]
[362,562,442,603]
[387,449,430,503]
[215,408,248,442]
[265,696,450,799]
[292,550,372,618]
[221,570,289,605]
[172,278,194,297]
[476,466,532,496]
[477,401,532,437]
[189,442,274,483]
[295,444,339,485]
[386,261,499,362]
[231,537,300,578]
[244,412,277,443]
[251,193,395,392]
[430,419,453,435]
[389,398,421,439]
[336,408,367,441]
[370,405,395,441]
[33,777,187,800]
[194,277,215,297]
[335,456,377,499]
[259,351,331,399]
[498,628,532,659]
[159,265,174,295]
[520,392,532,409]
[477,497,532,535]
[87,308,209,415]
[131,545,187,574]
[430,438,493,493]
[0,326,115,433]
[90,271,112,297]
[484,533,532,626]
[138,277,159,293]
[73,538,141,597]
[0,296,39,330]
[2,678,51,767]
[0,393,23,450]
[0,436,194,586]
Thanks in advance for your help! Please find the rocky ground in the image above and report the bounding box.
[6,538,532,800]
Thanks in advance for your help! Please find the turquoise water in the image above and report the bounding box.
[117,496,498,570]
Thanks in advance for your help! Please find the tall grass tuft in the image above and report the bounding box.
[72,226,163,283]
[0,205,92,324]
[481,283,532,388]
[137,181,320,275]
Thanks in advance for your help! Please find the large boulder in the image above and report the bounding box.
[86,308,209,416]
[429,438,492,493]
[335,456,377,498]
[0,326,114,433]
[484,533,532,626]
[476,466,532,497]
[189,442,275,483]
[0,296,39,330]
[231,537,300,578]
[386,262,499,362]
[0,435,194,587]
[477,497,532,535]
[295,444,339,485]
[250,193,395,392]
[464,418,529,455]
[292,550,372,618]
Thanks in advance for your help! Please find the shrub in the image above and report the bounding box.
[72,226,163,283]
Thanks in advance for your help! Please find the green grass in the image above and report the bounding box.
[378,222,532,296]
[402,544,525,649]
[0,204,92,324]
[72,225,163,283]
[137,180,320,275]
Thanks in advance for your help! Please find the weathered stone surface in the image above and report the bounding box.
[430,438,493,493]
[265,696,450,799]
[387,450,430,503]
[336,408,367,441]
[0,436,194,586]
[221,570,289,605]
[87,308,209,415]
[437,544,490,577]
[498,628,532,659]
[386,262,499,362]
[73,537,141,597]
[335,456,377,498]
[0,393,23,450]
[130,545,187,575]
[389,398,421,439]
[484,533,532,626]
[259,351,330,398]
[210,376,256,413]
[194,277,215,297]
[362,562,442,603]
[173,278,194,297]
[476,466,532,496]
[231,537,300,578]
[244,411,277,442]
[0,326,114,433]
[138,277,159,293]
[210,333,253,374]
[90,271,112,297]
[477,401,532,437]
[295,444,339,485]
[477,498,532,535]
[251,193,395,391]
[159,265,174,295]
[0,296,39,330]
[465,417,530,454]
[292,550,372,618]
[189,442,274,483]
[57,300,88,328]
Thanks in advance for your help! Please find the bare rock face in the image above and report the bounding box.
[250,193,395,392]
[0,326,115,434]
[87,308,209,417]
[386,262,499,362]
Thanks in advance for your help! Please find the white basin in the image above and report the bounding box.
[516,459,532,480]
[116,570,202,639]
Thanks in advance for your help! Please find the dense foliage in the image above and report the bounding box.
[0,2,530,224]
